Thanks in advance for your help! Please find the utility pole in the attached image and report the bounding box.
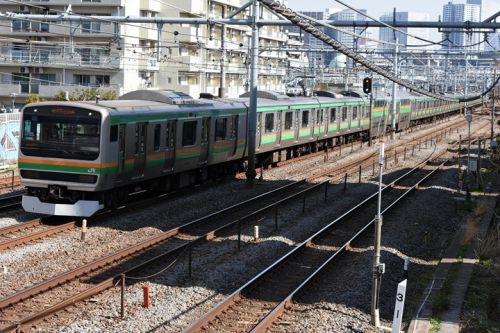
[465,35,471,177]
[492,69,496,141]
[219,6,227,98]
[371,137,386,330]
[390,8,398,140]
[246,0,259,184]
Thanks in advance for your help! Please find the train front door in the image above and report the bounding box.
[199,117,210,164]
[133,122,147,178]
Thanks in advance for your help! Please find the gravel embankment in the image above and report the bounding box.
[27,117,492,332]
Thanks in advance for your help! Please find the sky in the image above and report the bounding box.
[286,0,500,20]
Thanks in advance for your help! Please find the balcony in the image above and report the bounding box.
[138,57,159,71]
[0,52,121,70]
[140,0,160,12]
[0,0,124,6]
[0,81,119,98]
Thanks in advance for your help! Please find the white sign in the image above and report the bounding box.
[392,279,407,333]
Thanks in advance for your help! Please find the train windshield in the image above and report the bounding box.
[21,106,101,160]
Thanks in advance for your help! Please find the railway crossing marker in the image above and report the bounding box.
[391,279,407,333]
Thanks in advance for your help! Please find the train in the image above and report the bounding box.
[18,89,480,217]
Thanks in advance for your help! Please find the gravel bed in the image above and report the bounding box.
[0,118,454,295]
[30,117,490,332]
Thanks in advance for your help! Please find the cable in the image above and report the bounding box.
[260,0,497,103]
[293,11,404,47]
[333,0,448,47]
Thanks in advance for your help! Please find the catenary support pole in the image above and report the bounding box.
[371,138,385,330]
[246,0,259,184]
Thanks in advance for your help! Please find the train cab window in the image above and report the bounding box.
[352,106,358,119]
[264,113,274,133]
[330,108,337,122]
[301,110,310,128]
[284,111,293,130]
[341,107,348,121]
[215,118,227,141]
[153,124,161,151]
[110,125,118,142]
[182,121,197,146]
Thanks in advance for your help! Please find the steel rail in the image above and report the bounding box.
[0,115,484,331]
[184,149,452,332]
[0,219,41,237]
[0,221,77,252]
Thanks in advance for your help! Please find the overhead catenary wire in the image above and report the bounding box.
[333,0,448,47]
[259,0,498,103]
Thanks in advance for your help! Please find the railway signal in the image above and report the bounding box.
[363,77,372,94]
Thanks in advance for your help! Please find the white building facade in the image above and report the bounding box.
[0,0,307,108]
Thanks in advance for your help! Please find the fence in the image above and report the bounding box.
[0,113,21,164]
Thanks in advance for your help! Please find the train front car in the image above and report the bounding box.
[19,102,109,217]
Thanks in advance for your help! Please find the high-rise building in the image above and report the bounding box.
[286,11,330,66]
[379,12,432,49]
[0,0,307,107]
[466,0,482,19]
[442,1,481,49]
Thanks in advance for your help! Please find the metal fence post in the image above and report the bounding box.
[120,274,126,319]
[359,165,362,183]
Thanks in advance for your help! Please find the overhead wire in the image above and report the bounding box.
[260,0,498,103]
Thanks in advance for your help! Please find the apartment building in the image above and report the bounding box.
[0,0,306,109]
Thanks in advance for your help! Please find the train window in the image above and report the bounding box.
[215,118,227,141]
[182,121,197,146]
[265,113,274,133]
[330,108,337,122]
[284,111,293,130]
[316,109,324,125]
[153,124,161,151]
[301,110,309,128]
[341,107,348,121]
[110,125,118,142]
[353,106,358,119]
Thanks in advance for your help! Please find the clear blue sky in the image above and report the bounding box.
[287,0,500,20]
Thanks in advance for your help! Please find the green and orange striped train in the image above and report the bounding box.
[18,89,479,216]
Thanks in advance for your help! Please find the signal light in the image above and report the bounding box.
[363,77,372,94]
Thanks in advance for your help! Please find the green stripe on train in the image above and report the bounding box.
[19,162,115,174]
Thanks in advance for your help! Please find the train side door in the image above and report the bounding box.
[116,124,127,181]
[164,120,176,171]
[199,117,210,165]
[229,115,239,157]
[133,122,147,178]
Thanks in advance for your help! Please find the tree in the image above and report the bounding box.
[52,88,117,101]
[25,94,45,104]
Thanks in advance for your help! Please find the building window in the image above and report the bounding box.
[74,74,91,86]
[96,75,110,86]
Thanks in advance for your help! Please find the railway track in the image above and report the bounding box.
[184,146,459,333]
[0,218,78,252]
[0,194,22,211]
[0,116,485,332]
